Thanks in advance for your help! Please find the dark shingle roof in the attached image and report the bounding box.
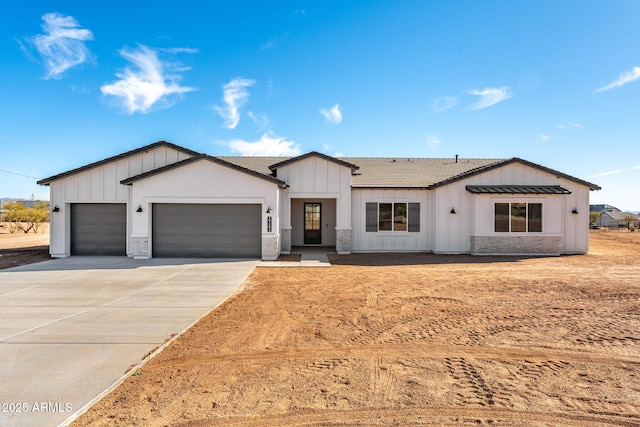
[466,185,571,194]
[120,155,287,187]
[37,141,199,185]
[220,155,600,190]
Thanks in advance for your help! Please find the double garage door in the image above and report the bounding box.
[152,204,261,258]
[71,203,261,258]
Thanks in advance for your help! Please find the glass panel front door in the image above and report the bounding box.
[304,203,322,244]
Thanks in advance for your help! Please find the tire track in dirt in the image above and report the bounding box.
[153,344,640,369]
[443,357,499,407]
[369,356,400,405]
[192,407,640,427]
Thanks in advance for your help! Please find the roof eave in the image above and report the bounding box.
[428,158,601,191]
[352,185,430,190]
[120,154,287,187]
[37,141,200,186]
[268,151,359,172]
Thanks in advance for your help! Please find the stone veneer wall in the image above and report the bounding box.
[261,235,279,260]
[470,235,563,255]
[336,228,352,254]
[132,235,149,259]
[280,227,292,254]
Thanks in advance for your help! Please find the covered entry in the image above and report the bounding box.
[152,204,261,258]
[70,203,126,255]
[291,199,337,247]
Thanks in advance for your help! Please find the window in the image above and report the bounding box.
[366,202,419,232]
[495,202,542,232]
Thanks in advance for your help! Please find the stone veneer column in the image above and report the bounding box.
[261,235,279,260]
[132,235,150,259]
[281,227,292,254]
[336,227,352,254]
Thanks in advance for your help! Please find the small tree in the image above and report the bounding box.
[589,211,602,226]
[4,201,50,234]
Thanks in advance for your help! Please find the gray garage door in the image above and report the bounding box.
[152,204,261,258]
[71,204,127,255]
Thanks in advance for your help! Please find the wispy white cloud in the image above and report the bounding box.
[160,47,199,55]
[558,122,583,130]
[215,77,256,129]
[429,96,457,114]
[227,132,300,156]
[594,67,640,93]
[466,86,512,110]
[31,13,94,79]
[247,111,269,130]
[588,169,625,179]
[589,163,640,179]
[334,151,344,157]
[426,134,441,147]
[100,45,195,114]
[537,134,550,143]
[259,33,290,51]
[319,104,342,124]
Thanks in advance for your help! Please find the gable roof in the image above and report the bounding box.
[267,151,359,172]
[120,154,288,187]
[427,158,601,191]
[37,141,199,186]
[37,140,600,192]
[589,204,620,212]
[221,155,600,190]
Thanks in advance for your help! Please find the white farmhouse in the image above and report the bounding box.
[38,141,600,259]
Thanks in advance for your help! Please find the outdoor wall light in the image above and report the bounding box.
[136,205,143,213]
[450,207,456,214]
[266,206,272,214]
[572,208,579,214]
[52,205,60,212]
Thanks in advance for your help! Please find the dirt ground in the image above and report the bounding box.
[0,223,50,270]
[61,231,640,425]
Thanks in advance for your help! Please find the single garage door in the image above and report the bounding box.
[152,204,261,258]
[71,203,126,255]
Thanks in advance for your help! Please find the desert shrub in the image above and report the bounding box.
[3,201,50,234]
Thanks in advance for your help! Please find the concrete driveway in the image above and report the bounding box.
[0,256,258,427]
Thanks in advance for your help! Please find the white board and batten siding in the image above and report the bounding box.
[432,161,592,254]
[276,156,352,228]
[129,158,281,259]
[351,189,429,252]
[48,145,194,257]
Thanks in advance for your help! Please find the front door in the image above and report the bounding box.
[304,203,322,244]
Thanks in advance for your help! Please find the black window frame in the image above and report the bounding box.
[494,202,543,233]
[366,202,420,232]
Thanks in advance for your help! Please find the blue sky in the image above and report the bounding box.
[1,1,639,211]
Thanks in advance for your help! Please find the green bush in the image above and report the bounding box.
[3,201,50,233]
